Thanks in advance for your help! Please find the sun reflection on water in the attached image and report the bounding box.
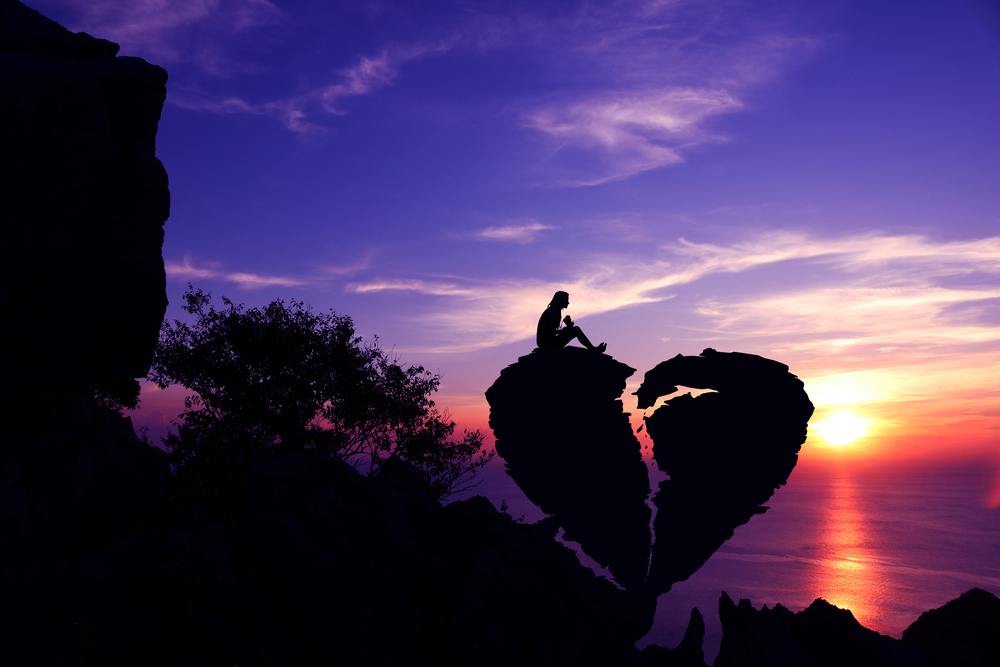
[809,473,888,630]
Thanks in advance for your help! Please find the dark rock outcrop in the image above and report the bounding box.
[0,394,167,561]
[486,348,654,597]
[641,349,814,595]
[902,588,1000,667]
[2,439,656,666]
[714,592,929,667]
[640,608,709,667]
[486,347,813,600]
[0,0,169,394]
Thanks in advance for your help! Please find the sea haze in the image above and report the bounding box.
[456,455,1000,663]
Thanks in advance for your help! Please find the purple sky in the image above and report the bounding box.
[31,0,1000,463]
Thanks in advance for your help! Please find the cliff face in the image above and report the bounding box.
[0,0,169,394]
[0,0,172,647]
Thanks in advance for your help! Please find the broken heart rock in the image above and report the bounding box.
[641,348,814,595]
[485,347,814,598]
[486,347,653,593]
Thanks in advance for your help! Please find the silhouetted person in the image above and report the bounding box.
[536,291,607,353]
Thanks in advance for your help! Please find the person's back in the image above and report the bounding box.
[537,305,563,349]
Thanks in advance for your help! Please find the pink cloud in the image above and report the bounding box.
[165,255,308,289]
[473,221,556,243]
[525,89,742,185]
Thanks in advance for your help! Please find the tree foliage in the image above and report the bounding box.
[85,377,141,415]
[149,286,492,503]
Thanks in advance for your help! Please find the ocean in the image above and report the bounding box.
[457,455,1000,663]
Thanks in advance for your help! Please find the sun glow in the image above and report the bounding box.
[814,412,871,447]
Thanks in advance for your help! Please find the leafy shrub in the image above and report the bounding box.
[149,286,492,506]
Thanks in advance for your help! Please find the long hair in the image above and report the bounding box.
[548,291,569,308]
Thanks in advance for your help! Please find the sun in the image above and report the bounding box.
[813,412,871,447]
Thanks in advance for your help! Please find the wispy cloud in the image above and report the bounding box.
[52,0,817,169]
[165,255,307,289]
[170,39,457,135]
[473,221,556,243]
[346,233,1000,353]
[38,0,283,70]
[525,89,742,185]
[347,279,475,297]
[320,252,375,277]
[351,230,1000,458]
[512,1,818,184]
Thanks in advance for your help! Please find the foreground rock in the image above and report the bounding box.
[903,588,1000,667]
[0,401,653,665]
[641,609,709,667]
[714,592,929,667]
[0,0,169,394]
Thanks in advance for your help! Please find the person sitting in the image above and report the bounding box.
[536,291,607,353]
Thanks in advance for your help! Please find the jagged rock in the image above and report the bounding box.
[902,588,1000,667]
[486,347,653,595]
[641,608,709,667]
[715,592,928,667]
[240,452,655,666]
[641,349,814,596]
[485,347,815,602]
[0,0,169,394]
[638,348,813,494]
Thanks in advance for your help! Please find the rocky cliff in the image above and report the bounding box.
[0,0,169,394]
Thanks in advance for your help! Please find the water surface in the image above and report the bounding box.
[459,455,1000,663]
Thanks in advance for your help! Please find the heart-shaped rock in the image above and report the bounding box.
[485,347,813,597]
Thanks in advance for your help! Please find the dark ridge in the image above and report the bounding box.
[641,608,709,667]
[715,592,929,667]
[0,397,655,665]
[902,588,1000,667]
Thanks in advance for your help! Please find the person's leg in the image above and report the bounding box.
[552,328,575,349]
[570,326,607,353]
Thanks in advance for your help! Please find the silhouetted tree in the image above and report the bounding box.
[85,377,141,415]
[149,286,491,505]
